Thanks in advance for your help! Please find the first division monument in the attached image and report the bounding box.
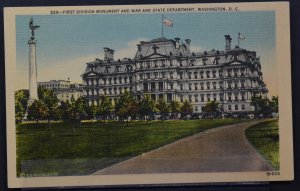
[27,18,40,104]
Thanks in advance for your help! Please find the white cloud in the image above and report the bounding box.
[114,38,148,60]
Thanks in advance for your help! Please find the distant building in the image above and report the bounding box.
[82,35,268,114]
[38,80,83,102]
[38,80,70,90]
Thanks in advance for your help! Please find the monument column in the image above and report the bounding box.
[27,18,40,105]
[28,39,38,103]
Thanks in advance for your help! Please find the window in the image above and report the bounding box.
[180,84,183,90]
[154,61,158,68]
[180,96,184,103]
[213,95,217,101]
[206,71,210,78]
[195,106,198,112]
[159,82,163,90]
[207,82,210,90]
[179,61,182,66]
[126,65,132,71]
[242,104,245,110]
[219,70,223,77]
[108,78,112,85]
[188,72,192,79]
[140,63,143,69]
[146,73,150,79]
[194,72,198,79]
[194,84,198,90]
[170,72,173,79]
[201,95,204,102]
[195,95,198,102]
[241,94,245,101]
[202,58,207,65]
[170,83,174,90]
[200,83,204,90]
[143,83,148,92]
[162,72,166,78]
[213,71,216,78]
[154,72,158,79]
[147,62,151,68]
[200,71,204,79]
[228,94,232,101]
[189,84,192,90]
[179,73,183,79]
[219,94,223,101]
[207,94,211,102]
[235,83,238,88]
[139,74,143,80]
[170,60,173,66]
[235,105,238,110]
[228,105,232,111]
[124,77,128,83]
[161,60,166,67]
[213,82,216,89]
[114,78,117,84]
[119,77,122,83]
[234,94,239,100]
[189,95,192,102]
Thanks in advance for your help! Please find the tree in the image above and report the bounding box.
[138,95,156,123]
[270,96,279,113]
[115,91,138,126]
[27,100,47,126]
[251,95,272,116]
[58,100,71,123]
[97,96,113,125]
[155,99,170,120]
[170,101,181,119]
[202,101,219,113]
[180,100,193,117]
[14,90,29,123]
[39,88,59,130]
[86,104,97,125]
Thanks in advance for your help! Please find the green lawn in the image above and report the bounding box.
[245,119,279,170]
[17,119,244,177]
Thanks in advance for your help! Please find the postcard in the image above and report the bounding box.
[4,2,293,188]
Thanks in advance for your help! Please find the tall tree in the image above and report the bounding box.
[14,90,29,123]
[202,101,219,113]
[270,96,279,113]
[170,100,181,119]
[97,96,113,125]
[58,100,72,123]
[115,91,138,126]
[156,99,170,120]
[251,95,272,116]
[138,95,156,123]
[180,100,193,117]
[27,100,47,126]
[86,104,97,125]
[39,88,59,130]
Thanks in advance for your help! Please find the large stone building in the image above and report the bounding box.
[82,35,268,114]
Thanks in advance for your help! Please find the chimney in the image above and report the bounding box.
[137,44,141,51]
[175,37,180,49]
[185,39,191,54]
[225,35,232,50]
[104,47,114,61]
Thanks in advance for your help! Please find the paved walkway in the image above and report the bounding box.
[93,120,273,175]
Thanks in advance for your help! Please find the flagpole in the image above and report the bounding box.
[238,32,240,47]
[162,14,164,38]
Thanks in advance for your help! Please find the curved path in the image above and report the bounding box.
[93,120,273,175]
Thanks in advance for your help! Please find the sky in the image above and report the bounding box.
[16,11,277,96]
